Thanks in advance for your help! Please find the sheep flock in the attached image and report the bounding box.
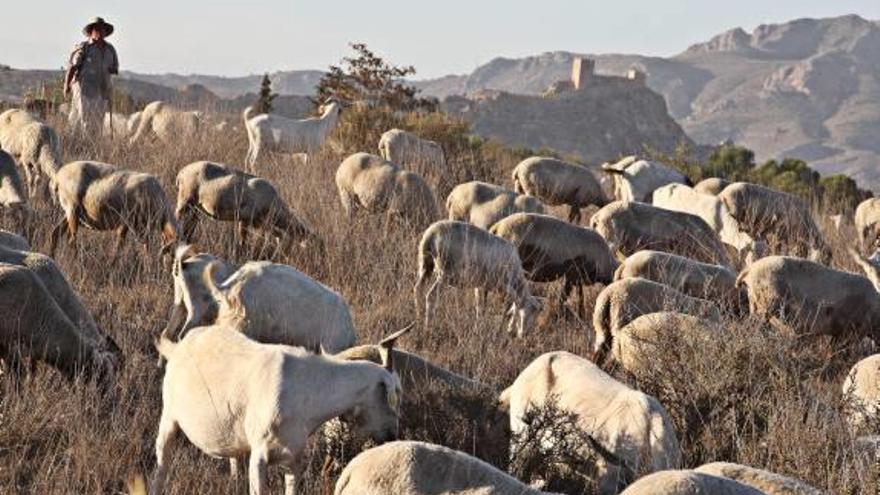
[0,101,878,495]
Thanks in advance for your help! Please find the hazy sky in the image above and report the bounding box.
[3,1,879,79]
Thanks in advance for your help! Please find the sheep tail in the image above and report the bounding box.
[591,286,613,364]
[735,265,751,288]
[154,334,177,360]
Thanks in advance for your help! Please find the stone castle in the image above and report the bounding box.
[543,57,646,97]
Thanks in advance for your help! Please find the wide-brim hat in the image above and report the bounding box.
[83,17,114,37]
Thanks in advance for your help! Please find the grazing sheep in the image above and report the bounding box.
[614,250,742,311]
[612,312,718,375]
[600,156,690,203]
[0,108,62,198]
[243,100,341,169]
[842,354,880,432]
[335,152,439,228]
[175,160,320,250]
[693,177,731,196]
[499,351,681,494]
[591,278,721,364]
[128,101,201,145]
[446,181,545,229]
[653,183,766,265]
[377,128,447,181]
[490,212,617,317]
[0,229,30,251]
[150,324,407,495]
[590,200,730,265]
[695,462,826,495]
[855,198,880,254]
[0,244,113,355]
[103,111,129,137]
[334,441,547,495]
[49,161,180,257]
[414,220,542,338]
[0,263,118,381]
[126,111,142,135]
[0,149,28,210]
[164,245,357,354]
[736,253,880,344]
[718,182,830,264]
[511,156,608,223]
[619,470,766,495]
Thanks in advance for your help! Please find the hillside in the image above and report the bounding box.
[442,80,695,164]
[417,15,880,189]
[121,70,323,99]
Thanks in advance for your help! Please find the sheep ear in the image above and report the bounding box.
[602,168,626,176]
[384,381,400,409]
[175,243,195,262]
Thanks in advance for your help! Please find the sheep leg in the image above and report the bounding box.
[423,278,443,329]
[568,205,581,224]
[474,288,487,317]
[248,447,269,495]
[149,415,179,495]
[561,277,575,316]
[113,224,129,259]
[65,208,79,247]
[49,216,67,257]
[283,455,307,495]
[229,457,242,480]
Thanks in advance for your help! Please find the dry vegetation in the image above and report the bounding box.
[0,106,877,494]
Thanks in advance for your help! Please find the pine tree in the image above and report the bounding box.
[255,73,277,114]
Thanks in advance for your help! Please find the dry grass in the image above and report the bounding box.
[0,107,876,493]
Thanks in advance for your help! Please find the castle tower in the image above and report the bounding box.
[627,68,647,86]
[571,57,594,90]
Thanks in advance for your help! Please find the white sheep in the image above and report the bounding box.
[377,128,447,182]
[614,250,743,311]
[842,354,880,432]
[499,351,681,495]
[855,198,880,254]
[718,182,830,264]
[0,108,62,198]
[592,277,721,364]
[693,177,731,196]
[335,152,439,229]
[150,324,408,495]
[590,200,730,266]
[695,462,827,495]
[0,149,28,211]
[611,312,719,375]
[490,212,618,317]
[164,245,357,353]
[414,220,542,338]
[128,101,202,146]
[49,161,180,257]
[446,180,545,229]
[244,101,341,170]
[619,470,765,495]
[600,156,690,203]
[102,111,129,137]
[175,160,321,250]
[652,183,766,265]
[737,252,880,345]
[512,156,609,223]
[334,440,550,495]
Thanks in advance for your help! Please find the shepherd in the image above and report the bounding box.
[64,17,119,137]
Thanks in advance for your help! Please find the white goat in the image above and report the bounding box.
[164,245,357,353]
[244,101,341,170]
[150,324,409,495]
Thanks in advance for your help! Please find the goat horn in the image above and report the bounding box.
[379,322,415,349]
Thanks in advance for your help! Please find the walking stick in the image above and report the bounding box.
[108,92,114,141]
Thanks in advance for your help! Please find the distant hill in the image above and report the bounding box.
[416,14,880,190]
[121,70,324,98]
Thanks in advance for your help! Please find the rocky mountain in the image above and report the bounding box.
[442,80,695,165]
[417,15,880,189]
